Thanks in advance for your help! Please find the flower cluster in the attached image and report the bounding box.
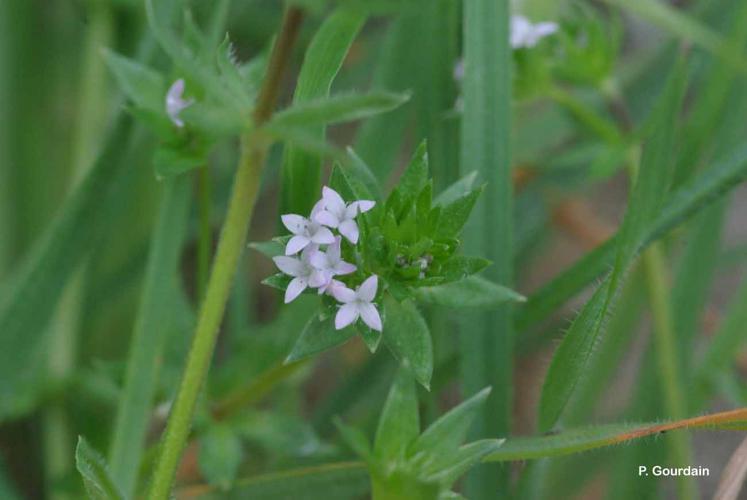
[165,79,194,128]
[272,187,382,332]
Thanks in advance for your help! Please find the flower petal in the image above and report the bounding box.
[284,277,307,303]
[327,237,342,262]
[338,219,359,244]
[281,214,308,235]
[273,256,305,277]
[310,199,325,218]
[346,200,375,218]
[311,225,336,245]
[357,275,378,302]
[334,261,356,275]
[335,303,359,330]
[314,210,340,228]
[308,269,330,288]
[332,284,356,303]
[359,303,382,332]
[285,235,309,255]
[322,186,346,216]
[308,249,329,270]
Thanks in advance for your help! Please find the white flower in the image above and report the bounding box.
[309,237,356,294]
[332,275,382,332]
[273,246,329,303]
[165,79,194,128]
[281,201,336,255]
[314,186,375,244]
[510,15,558,49]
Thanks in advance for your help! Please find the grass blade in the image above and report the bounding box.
[279,9,366,215]
[108,177,191,497]
[75,437,124,500]
[0,116,133,421]
[458,0,512,497]
[538,56,687,432]
[485,408,747,462]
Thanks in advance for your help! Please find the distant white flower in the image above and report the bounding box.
[281,201,336,255]
[333,275,382,332]
[314,186,375,244]
[309,237,356,294]
[273,246,329,303]
[165,79,194,127]
[510,15,558,49]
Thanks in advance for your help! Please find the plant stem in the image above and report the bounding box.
[147,8,303,498]
[642,245,697,500]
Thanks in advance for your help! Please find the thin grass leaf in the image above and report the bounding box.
[538,56,687,432]
[458,0,512,496]
[0,116,133,421]
[485,408,747,462]
[76,437,124,500]
[280,9,366,215]
[107,176,192,497]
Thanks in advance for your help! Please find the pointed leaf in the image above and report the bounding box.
[414,276,525,308]
[382,296,433,389]
[434,171,478,206]
[286,314,357,362]
[103,50,165,111]
[434,186,483,238]
[75,437,124,500]
[374,368,420,462]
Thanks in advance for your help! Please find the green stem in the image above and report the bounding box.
[147,9,303,498]
[642,245,697,500]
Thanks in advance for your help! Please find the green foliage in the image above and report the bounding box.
[339,370,501,499]
[199,423,244,490]
[75,437,124,500]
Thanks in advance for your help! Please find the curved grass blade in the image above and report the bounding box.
[76,437,124,500]
[108,177,191,497]
[485,408,747,462]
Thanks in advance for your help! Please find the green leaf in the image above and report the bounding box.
[280,9,367,214]
[210,462,370,499]
[396,141,430,201]
[262,273,292,291]
[345,147,383,201]
[286,314,357,362]
[335,419,375,463]
[108,178,191,496]
[270,92,410,129]
[409,387,491,459]
[434,186,483,238]
[374,368,420,463]
[75,437,124,500]
[425,439,504,487]
[415,276,525,308]
[0,117,133,421]
[439,256,491,283]
[485,410,747,462]
[103,50,165,111]
[249,240,286,258]
[199,424,244,490]
[516,140,747,331]
[537,56,687,432]
[359,327,383,353]
[433,172,478,206]
[153,146,205,179]
[382,296,433,389]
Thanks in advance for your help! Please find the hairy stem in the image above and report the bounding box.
[147,8,303,498]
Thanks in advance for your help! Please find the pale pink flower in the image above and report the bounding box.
[309,237,356,294]
[314,186,375,244]
[333,275,382,332]
[272,246,329,303]
[510,15,558,49]
[165,79,194,127]
[281,201,335,255]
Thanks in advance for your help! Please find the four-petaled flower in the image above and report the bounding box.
[281,202,336,255]
[272,246,329,303]
[332,275,382,332]
[314,186,375,244]
[309,237,356,293]
[165,79,194,128]
[510,15,558,49]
